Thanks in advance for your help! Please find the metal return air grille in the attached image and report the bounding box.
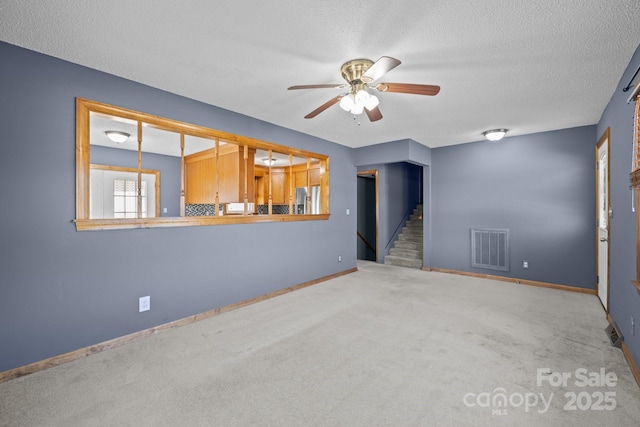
[471,228,509,271]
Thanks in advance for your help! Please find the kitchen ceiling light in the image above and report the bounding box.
[105,130,130,143]
[262,158,276,166]
[483,129,508,141]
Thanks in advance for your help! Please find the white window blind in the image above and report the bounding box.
[114,179,147,218]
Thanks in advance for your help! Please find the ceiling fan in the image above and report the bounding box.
[288,56,440,122]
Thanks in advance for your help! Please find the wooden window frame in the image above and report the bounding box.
[631,88,640,294]
[75,98,329,231]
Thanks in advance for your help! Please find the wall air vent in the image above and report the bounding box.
[471,228,509,272]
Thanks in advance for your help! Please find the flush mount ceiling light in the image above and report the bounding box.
[262,158,276,166]
[483,129,508,141]
[105,130,130,143]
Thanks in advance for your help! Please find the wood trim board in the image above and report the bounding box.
[429,269,637,388]
[7,265,636,388]
[426,267,597,295]
[0,267,357,384]
[607,314,640,387]
[622,342,640,387]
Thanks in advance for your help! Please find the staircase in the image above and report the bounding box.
[384,204,423,269]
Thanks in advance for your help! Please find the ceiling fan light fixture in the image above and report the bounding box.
[339,94,355,112]
[350,103,365,115]
[262,158,276,166]
[339,89,378,115]
[483,129,508,141]
[364,94,379,111]
[105,130,130,143]
[355,89,370,105]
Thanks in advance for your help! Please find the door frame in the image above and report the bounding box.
[357,170,379,262]
[596,127,611,312]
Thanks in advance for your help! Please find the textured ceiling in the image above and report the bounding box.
[1,1,640,148]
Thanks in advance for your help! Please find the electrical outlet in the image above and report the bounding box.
[338,255,342,262]
[139,296,150,312]
[522,260,529,269]
[346,208,350,216]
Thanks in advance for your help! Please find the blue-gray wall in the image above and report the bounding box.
[354,139,431,167]
[0,41,356,372]
[431,125,597,289]
[597,42,640,365]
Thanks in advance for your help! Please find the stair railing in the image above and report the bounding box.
[385,205,418,253]
[357,231,377,258]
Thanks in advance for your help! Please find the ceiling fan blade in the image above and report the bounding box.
[288,84,347,90]
[365,106,383,122]
[304,95,344,119]
[361,56,401,83]
[375,83,440,96]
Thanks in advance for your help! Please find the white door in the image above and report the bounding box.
[596,130,610,311]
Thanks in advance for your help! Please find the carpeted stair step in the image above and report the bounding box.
[384,203,424,270]
[394,240,422,251]
[389,247,422,259]
[408,216,423,223]
[384,255,423,269]
[398,232,422,242]
[401,226,422,235]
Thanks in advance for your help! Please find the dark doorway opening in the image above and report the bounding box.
[357,171,377,262]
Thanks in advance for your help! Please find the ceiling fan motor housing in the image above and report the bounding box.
[341,59,374,85]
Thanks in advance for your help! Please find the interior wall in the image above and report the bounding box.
[431,125,597,289]
[597,41,640,364]
[0,41,356,372]
[353,138,431,167]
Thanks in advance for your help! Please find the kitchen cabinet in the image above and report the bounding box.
[185,145,255,204]
[254,166,289,205]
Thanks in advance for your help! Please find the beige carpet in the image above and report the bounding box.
[1,261,639,426]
